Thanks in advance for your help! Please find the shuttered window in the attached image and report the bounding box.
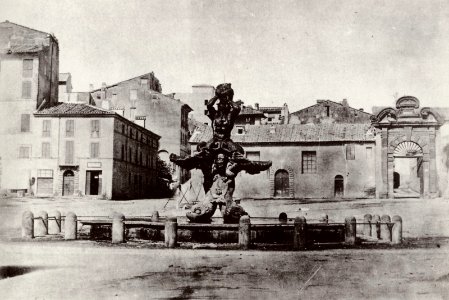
[21,114,31,132]
[346,144,355,160]
[19,145,31,158]
[22,81,32,98]
[42,142,51,158]
[22,59,33,77]
[91,120,100,137]
[90,143,99,158]
[66,120,74,137]
[42,120,51,137]
[65,141,74,164]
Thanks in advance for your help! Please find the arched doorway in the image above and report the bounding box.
[393,141,423,197]
[274,169,289,197]
[62,170,74,196]
[334,175,344,198]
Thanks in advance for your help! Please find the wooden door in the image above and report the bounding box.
[63,170,74,196]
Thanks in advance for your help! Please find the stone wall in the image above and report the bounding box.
[290,100,372,124]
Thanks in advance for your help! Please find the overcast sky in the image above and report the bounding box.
[2,0,449,112]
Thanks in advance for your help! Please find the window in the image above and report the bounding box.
[346,144,355,160]
[129,147,132,162]
[22,59,33,77]
[122,124,125,134]
[204,99,208,105]
[22,81,32,98]
[21,114,30,132]
[42,142,51,158]
[130,89,137,101]
[326,106,330,117]
[91,120,100,137]
[204,109,208,115]
[302,151,317,174]
[19,145,31,158]
[121,144,125,160]
[42,120,51,137]
[37,169,53,178]
[246,151,260,161]
[236,126,244,135]
[65,141,74,164]
[90,143,99,158]
[140,152,143,165]
[66,120,74,137]
[268,117,273,122]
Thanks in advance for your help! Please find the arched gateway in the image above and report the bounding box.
[371,96,443,198]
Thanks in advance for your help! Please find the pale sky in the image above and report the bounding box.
[2,0,449,113]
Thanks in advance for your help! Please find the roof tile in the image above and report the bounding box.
[190,123,375,144]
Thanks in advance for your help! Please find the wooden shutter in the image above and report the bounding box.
[65,141,74,164]
[21,114,30,132]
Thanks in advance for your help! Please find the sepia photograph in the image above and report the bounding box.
[0,0,449,299]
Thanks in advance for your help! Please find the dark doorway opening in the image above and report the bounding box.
[274,169,289,197]
[334,175,344,198]
[393,172,400,189]
[86,171,102,195]
[62,170,74,196]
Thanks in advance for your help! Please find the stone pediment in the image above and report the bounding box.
[371,96,443,126]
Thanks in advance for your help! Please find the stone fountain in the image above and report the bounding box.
[170,83,272,223]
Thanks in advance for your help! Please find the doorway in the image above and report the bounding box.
[274,169,289,197]
[334,175,344,198]
[393,141,423,198]
[86,171,102,195]
[62,170,74,196]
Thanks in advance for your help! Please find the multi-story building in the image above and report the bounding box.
[59,72,94,104]
[175,84,215,125]
[255,103,289,124]
[34,103,160,199]
[290,99,372,124]
[90,72,192,183]
[0,20,59,193]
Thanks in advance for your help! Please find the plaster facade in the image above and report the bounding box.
[34,103,159,199]
[90,73,192,183]
[0,21,59,192]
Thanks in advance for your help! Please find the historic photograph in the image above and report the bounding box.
[1,0,449,299]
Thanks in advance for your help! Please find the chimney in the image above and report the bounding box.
[89,84,94,91]
[359,108,364,112]
[341,98,349,107]
[101,82,107,90]
[255,103,259,110]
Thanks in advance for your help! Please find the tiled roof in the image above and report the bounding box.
[10,44,43,53]
[35,103,115,116]
[190,123,375,144]
[239,106,266,116]
[259,106,283,112]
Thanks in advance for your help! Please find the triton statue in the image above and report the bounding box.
[170,83,272,223]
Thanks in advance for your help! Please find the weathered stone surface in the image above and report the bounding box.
[112,213,125,243]
[21,211,34,239]
[64,212,77,240]
[35,211,48,237]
